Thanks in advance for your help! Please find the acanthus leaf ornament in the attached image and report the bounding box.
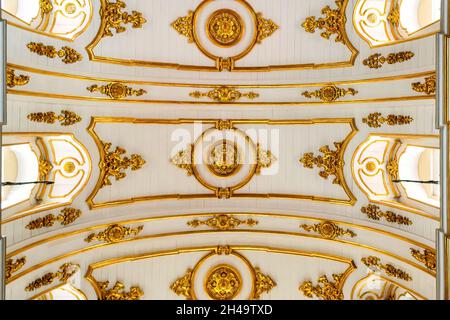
[6,68,30,88]
[98,281,144,300]
[254,267,276,299]
[300,221,356,240]
[25,263,80,291]
[361,256,412,281]
[410,249,436,271]
[256,145,276,174]
[299,273,344,300]
[26,208,82,230]
[26,42,82,64]
[256,13,279,43]
[170,269,193,300]
[187,214,258,230]
[362,112,413,128]
[171,11,194,43]
[87,82,147,100]
[387,5,400,26]
[39,0,53,15]
[100,0,147,38]
[85,224,144,243]
[171,146,193,176]
[38,157,53,179]
[302,85,357,102]
[190,87,259,103]
[6,257,26,280]
[412,75,436,95]
[386,158,399,180]
[363,52,414,69]
[361,204,412,226]
[27,110,81,126]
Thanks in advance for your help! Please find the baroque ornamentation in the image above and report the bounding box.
[26,208,82,230]
[207,140,240,176]
[256,13,279,43]
[412,75,436,95]
[301,0,346,43]
[85,224,144,243]
[363,52,414,69]
[187,214,258,230]
[99,142,146,188]
[25,263,80,291]
[98,281,143,300]
[87,83,147,100]
[205,265,242,300]
[190,87,259,103]
[171,146,193,176]
[27,110,81,126]
[39,0,53,14]
[171,11,194,43]
[171,269,193,299]
[361,204,412,226]
[302,85,357,102]
[100,0,147,38]
[386,158,399,180]
[387,5,400,25]
[300,221,356,240]
[6,68,30,88]
[26,42,82,64]
[300,273,344,300]
[361,256,412,281]
[254,268,276,299]
[207,10,243,47]
[362,113,413,128]
[38,157,53,179]
[299,142,345,185]
[410,249,436,271]
[256,145,276,174]
[6,257,26,280]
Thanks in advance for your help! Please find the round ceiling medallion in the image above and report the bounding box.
[205,264,242,300]
[207,9,244,47]
[206,140,241,177]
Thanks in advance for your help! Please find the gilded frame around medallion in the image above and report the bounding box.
[86,117,358,209]
[85,0,358,72]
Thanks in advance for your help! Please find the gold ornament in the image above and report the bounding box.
[99,142,146,188]
[300,221,356,240]
[187,214,258,230]
[27,110,81,126]
[85,224,143,243]
[39,0,53,15]
[25,263,79,291]
[100,0,147,38]
[387,5,400,25]
[6,257,26,280]
[412,75,436,95]
[207,140,240,176]
[190,87,259,103]
[26,208,82,230]
[363,52,414,69]
[386,158,399,180]
[26,42,82,64]
[361,256,412,281]
[256,145,276,174]
[302,85,357,102]
[361,204,412,226]
[254,268,276,299]
[6,68,30,88]
[98,281,143,300]
[171,269,193,299]
[87,82,147,99]
[38,157,53,179]
[171,11,194,43]
[300,273,344,300]
[207,9,243,47]
[256,13,279,43]
[410,249,436,271]
[362,113,413,128]
[171,146,193,176]
[205,265,242,300]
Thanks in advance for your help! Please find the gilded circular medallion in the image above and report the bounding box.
[205,265,242,300]
[206,140,241,177]
[105,224,126,242]
[318,221,339,239]
[207,9,244,47]
[108,83,128,99]
[63,161,76,174]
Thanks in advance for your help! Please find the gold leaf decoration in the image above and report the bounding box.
[256,13,279,43]
[300,221,356,240]
[171,146,193,176]
[190,87,259,103]
[6,68,30,88]
[85,224,143,243]
[6,257,26,280]
[361,204,412,226]
[361,256,412,281]
[38,157,53,179]
[362,113,413,128]
[26,42,82,64]
[25,263,80,291]
[254,267,276,299]
[98,281,144,300]
[386,158,399,180]
[87,82,147,99]
[27,110,81,126]
[299,142,344,185]
[205,265,242,300]
[100,0,147,38]
[171,11,194,43]
[387,5,400,25]
[39,0,53,15]
[412,75,436,95]
[410,248,436,271]
[187,214,258,230]
[216,120,234,130]
[363,52,414,69]
[302,85,357,102]
[170,269,193,299]
[100,142,146,188]
[26,207,82,230]
[301,0,346,43]
[300,273,344,300]
[256,145,276,174]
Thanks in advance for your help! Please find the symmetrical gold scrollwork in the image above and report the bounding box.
[362,113,413,128]
[84,224,144,243]
[6,69,30,88]
[254,268,276,299]
[38,157,53,180]
[6,257,26,280]
[187,214,258,230]
[25,263,80,292]
[87,83,147,100]
[26,208,82,230]
[171,269,193,299]
[27,110,81,126]
[300,273,344,300]
[256,13,279,43]
[256,145,276,174]
[302,85,357,102]
[410,249,436,271]
[363,52,414,69]
[190,87,259,103]
[98,281,143,300]
[387,5,400,26]
[361,256,412,281]
[171,146,193,176]
[386,158,399,180]
[171,11,194,43]
[99,0,146,38]
[300,221,356,240]
[412,75,436,95]
[361,204,412,226]
[26,42,82,64]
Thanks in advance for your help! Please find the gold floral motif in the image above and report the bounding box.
[387,5,400,25]
[302,85,357,102]
[299,142,344,185]
[85,224,143,243]
[27,110,81,126]
[98,281,143,300]
[361,256,412,281]
[190,87,259,103]
[99,142,145,188]
[300,273,344,300]
[207,10,243,47]
[100,0,147,38]
[300,221,356,240]
[87,82,147,100]
[208,140,240,176]
[386,158,399,180]
[6,257,26,280]
[254,268,276,299]
[187,214,258,230]
[362,113,413,128]
[26,208,82,230]
[171,146,193,176]
[39,0,53,15]
[410,249,436,271]
[171,11,194,43]
[363,52,414,69]
[256,13,279,43]
[38,157,53,179]
[25,263,80,291]
[256,145,276,174]
[301,0,346,43]
[361,204,412,226]
[205,265,242,300]
[26,42,82,64]
[412,75,436,95]
[171,269,193,299]
[6,69,30,88]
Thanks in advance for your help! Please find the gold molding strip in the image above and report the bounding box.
[361,256,412,281]
[363,52,414,69]
[410,249,436,271]
[300,221,356,240]
[26,42,82,64]
[187,214,258,230]
[190,87,259,103]
[302,85,357,102]
[362,113,413,128]
[25,263,79,292]
[84,224,144,243]
[27,110,81,126]
[300,273,345,300]
[97,281,143,300]
[6,257,26,280]
[87,82,147,100]
[26,208,82,230]
[361,204,412,226]
[6,68,29,88]
[412,75,436,95]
